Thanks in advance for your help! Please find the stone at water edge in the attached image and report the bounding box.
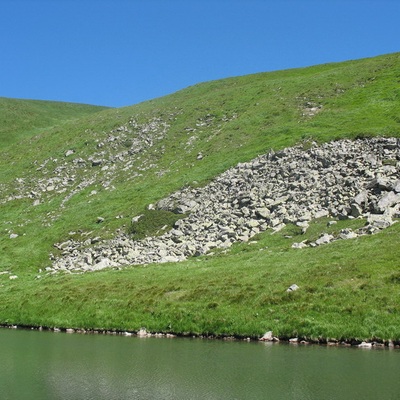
[137,328,149,337]
[358,342,373,348]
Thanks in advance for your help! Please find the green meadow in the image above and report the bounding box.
[1,52,399,341]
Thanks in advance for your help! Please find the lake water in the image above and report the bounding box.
[1,328,399,400]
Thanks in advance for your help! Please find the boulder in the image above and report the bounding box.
[377,191,400,212]
[367,214,393,230]
[339,228,358,240]
[259,331,273,341]
[92,258,111,271]
[315,234,334,246]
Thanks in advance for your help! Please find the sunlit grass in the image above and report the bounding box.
[1,52,400,339]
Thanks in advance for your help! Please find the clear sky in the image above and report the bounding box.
[1,0,399,108]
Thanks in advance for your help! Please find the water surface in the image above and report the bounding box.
[1,328,399,399]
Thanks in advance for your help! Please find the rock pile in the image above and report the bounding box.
[49,137,400,274]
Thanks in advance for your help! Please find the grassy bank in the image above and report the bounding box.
[1,52,400,340]
[1,219,399,341]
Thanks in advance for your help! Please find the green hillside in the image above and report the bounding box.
[0,97,109,147]
[0,53,399,342]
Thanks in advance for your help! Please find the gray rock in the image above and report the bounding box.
[315,233,334,246]
[287,284,299,292]
[367,214,393,229]
[377,191,400,212]
[367,177,391,191]
[48,137,400,274]
[292,241,308,249]
[339,228,358,240]
[259,331,273,341]
[92,258,111,270]
[350,203,363,218]
[255,207,271,219]
[353,190,368,206]
[314,209,329,219]
[91,159,103,167]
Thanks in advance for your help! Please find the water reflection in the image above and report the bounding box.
[1,329,399,399]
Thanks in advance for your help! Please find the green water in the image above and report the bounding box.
[1,328,399,399]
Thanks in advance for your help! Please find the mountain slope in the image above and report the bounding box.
[0,52,399,341]
[0,97,109,147]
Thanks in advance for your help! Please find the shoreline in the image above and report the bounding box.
[2,323,399,349]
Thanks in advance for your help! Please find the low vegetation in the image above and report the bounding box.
[0,52,399,341]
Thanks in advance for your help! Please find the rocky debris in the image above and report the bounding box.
[48,137,399,274]
[0,113,181,219]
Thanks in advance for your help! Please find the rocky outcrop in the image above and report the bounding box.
[48,137,400,274]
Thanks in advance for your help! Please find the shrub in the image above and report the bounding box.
[128,208,186,240]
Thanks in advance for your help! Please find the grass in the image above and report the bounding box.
[1,221,399,340]
[0,52,400,340]
[128,209,186,240]
[0,97,108,147]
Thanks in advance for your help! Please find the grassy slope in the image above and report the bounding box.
[0,97,109,146]
[0,53,400,340]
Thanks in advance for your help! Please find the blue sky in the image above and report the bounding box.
[1,0,399,107]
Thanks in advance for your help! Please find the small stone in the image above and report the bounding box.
[137,328,148,337]
[9,233,18,239]
[339,228,358,240]
[314,209,329,219]
[315,233,334,246]
[286,284,299,292]
[292,242,308,249]
[358,342,372,348]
